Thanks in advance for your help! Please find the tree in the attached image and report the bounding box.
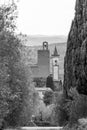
[0,2,20,128]
[0,2,37,128]
[0,1,40,128]
[46,75,54,91]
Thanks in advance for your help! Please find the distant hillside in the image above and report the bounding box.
[18,34,67,46]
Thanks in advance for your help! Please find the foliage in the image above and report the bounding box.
[18,44,40,126]
[62,124,79,130]
[0,2,17,32]
[54,88,87,128]
[63,0,87,97]
[34,100,54,125]
[43,90,54,106]
[65,88,87,126]
[19,44,35,65]
[0,33,28,127]
[51,91,68,126]
[0,3,21,127]
[46,75,54,91]
[0,2,20,127]
[63,123,87,130]
[0,2,37,128]
[33,77,46,88]
[17,85,38,126]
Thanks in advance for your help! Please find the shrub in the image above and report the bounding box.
[63,122,87,130]
[62,124,79,130]
[33,77,46,88]
[43,91,54,106]
[65,88,87,126]
[51,91,68,126]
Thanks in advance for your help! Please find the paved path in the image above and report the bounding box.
[21,127,63,130]
[5,127,63,130]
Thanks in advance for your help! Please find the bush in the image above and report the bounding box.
[65,88,87,126]
[33,77,46,88]
[43,91,54,106]
[63,122,87,130]
[51,91,68,126]
[62,124,80,130]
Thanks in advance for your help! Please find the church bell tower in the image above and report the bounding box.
[51,46,60,81]
[37,41,50,78]
[43,41,48,50]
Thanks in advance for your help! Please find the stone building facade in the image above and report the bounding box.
[31,41,60,82]
[31,41,50,78]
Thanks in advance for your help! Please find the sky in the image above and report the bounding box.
[16,0,76,36]
[0,0,76,36]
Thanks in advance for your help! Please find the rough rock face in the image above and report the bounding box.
[63,0,87,96]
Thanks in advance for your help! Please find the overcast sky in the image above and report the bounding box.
[0,0,76,36]
[16,0,76,36]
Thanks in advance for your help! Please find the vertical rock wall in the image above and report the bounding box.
[63,0,87,96]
